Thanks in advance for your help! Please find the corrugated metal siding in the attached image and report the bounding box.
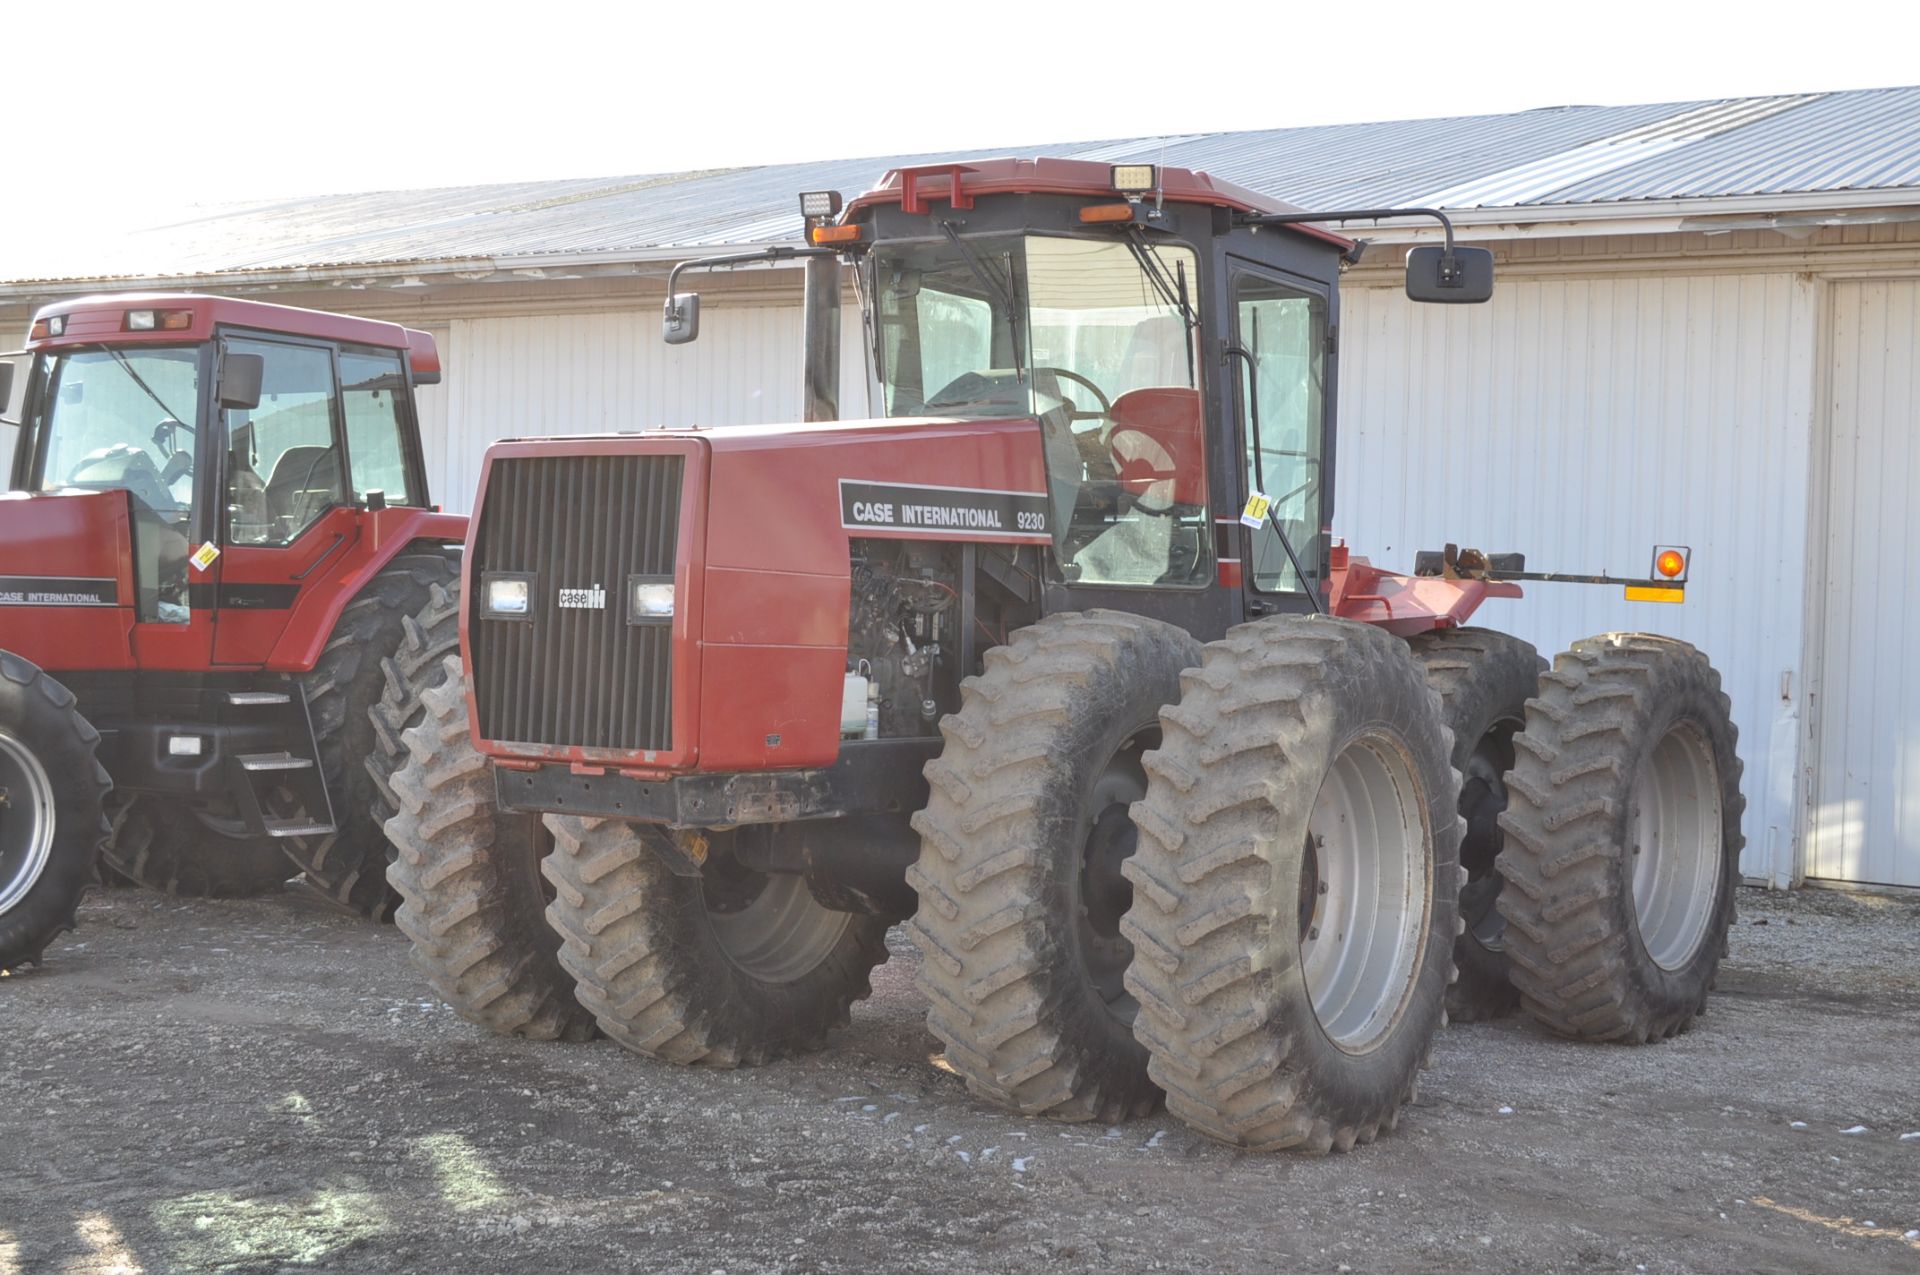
[1809,279,1920,887]
[1334,274,1819,883]
[432,303,872,514]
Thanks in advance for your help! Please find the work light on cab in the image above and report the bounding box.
[1110,164,1158,194]
[124,308,193,332]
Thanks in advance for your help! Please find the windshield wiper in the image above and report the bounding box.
[939,222,1025,380]
[106,348,191,432]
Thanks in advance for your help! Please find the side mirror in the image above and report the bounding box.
[663,293,701,345]
[1405,245,1494,304]
[218,352,265,410]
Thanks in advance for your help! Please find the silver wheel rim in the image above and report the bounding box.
[705,872,852,984]
[1630,724,1722,971]
[0,728,57,915]
[1302,733,1430,1053]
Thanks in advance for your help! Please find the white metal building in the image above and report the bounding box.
[4,89,1918,890]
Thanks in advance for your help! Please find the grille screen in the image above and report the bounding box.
[469,454,683,751]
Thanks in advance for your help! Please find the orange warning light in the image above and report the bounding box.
[1656,550,1686,578]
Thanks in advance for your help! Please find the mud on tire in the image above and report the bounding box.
[1409,628,1544,1022]
[544,818,889,1067]
[285,550,459,921]
[1123,616,1462,1153]
[1496,634,1745,1043]
[0,653,110,971]
[907,610,1202,1122]
[385,655,594,1041]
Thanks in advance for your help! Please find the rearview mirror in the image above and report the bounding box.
[218,352,265,410]
[1405,245,1494,304]
[663,293,701,345]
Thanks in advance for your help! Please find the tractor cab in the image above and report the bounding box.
[666,159,1493,635]
[2,293,443,669]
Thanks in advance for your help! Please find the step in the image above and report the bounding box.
[238,752,315,772]
[264,818,335,839]
[227,691,292,706]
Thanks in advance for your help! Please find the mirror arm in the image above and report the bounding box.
[665,245,841,319]
[1236,206,1460,271]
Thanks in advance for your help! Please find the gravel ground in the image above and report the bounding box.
[2,884,1917,1274]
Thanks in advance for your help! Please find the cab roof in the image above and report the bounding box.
[27,292,441,381]
[844,157,1353,250]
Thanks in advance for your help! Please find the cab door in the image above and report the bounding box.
[1225,262,1332,615]
[210,334,356,666]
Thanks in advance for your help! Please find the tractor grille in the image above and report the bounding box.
[469,453,684,752]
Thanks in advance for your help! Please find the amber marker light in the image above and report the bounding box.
[1079,203,1137,224]
[1656,550,1686,578]
[809,223,863,245]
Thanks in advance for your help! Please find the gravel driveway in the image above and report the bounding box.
[2,884,1916,1274]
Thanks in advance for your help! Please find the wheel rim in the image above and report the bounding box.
[1300,732,1431,1053]
[1458,716,1522,951]
[1077,732,1152,1017]
[703,867,852,984]
[1630,723,1723,971]
[0,728,57,916]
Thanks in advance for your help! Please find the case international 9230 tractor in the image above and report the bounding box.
[381,159,1743,1152]
[0,295,466,972]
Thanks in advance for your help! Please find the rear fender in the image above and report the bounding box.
[264,506,467,671]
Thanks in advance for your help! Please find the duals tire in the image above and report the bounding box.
[102,798,295,898]
[1124,616,1462,1153]
[906,610,1203,1122]
[1408,628,1544,1022]
[1496,634,1744,1043]
[384,655,595,1041]
[544,818,890,1067]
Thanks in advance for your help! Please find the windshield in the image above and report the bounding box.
[32,346,202,623]
[871,232,1208,588]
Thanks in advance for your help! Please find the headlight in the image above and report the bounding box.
[628,576,674,624]
[484,574,531,618]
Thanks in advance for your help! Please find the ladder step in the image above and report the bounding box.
[264,818,335,839]
[227,691,292,706]
[239,751,315,772]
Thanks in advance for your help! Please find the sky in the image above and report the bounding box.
[6,0,1918,233]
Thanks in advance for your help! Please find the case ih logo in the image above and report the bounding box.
[557,584,607,610]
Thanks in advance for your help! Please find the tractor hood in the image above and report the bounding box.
[462,415,1050,774]
[0,489,137,670]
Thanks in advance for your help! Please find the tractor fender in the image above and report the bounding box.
[264,507,467,672]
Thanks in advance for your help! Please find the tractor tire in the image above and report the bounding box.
[545,816,890,1066]
[1496,634,1745,1043]
[385,655,594,1041]
[0,653,110,971]
[1123,615,1462,1153]
[907,610,1202,1122]
[284,550,459,921]
[102,798,294,898]
[1409,628,1544,1022]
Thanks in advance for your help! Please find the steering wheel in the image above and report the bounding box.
[1032,367,1112,423]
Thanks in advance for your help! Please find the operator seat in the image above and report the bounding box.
[263,445,343,534]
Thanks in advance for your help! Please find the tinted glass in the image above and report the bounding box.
[339,347,417,505]
[1234,275,1325,593]
[225,339,343,546]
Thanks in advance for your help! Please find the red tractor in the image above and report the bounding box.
[0,294,465,971]
[381,160,1744,1150]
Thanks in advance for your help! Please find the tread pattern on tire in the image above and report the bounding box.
[1409,627,1544,1023]
[0,652,110,971]
[906,609,1202,1123]
[1122,615,1462,1154]
[101,797,293,899]
[544,815,891,1068]
[385,654,595,1041]
[1496,633,1746,1044]
[284,551,459,921]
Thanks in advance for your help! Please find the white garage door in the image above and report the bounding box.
[1809,278,1920,887]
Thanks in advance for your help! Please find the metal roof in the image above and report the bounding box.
[7,86,1919,288]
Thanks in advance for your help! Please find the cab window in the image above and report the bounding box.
[224,339,344,546]
[339,347,418,506]
[1233,273,1326,593]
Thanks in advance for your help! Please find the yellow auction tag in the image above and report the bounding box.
[1240,492,1272,529]
[190,542,221,572]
